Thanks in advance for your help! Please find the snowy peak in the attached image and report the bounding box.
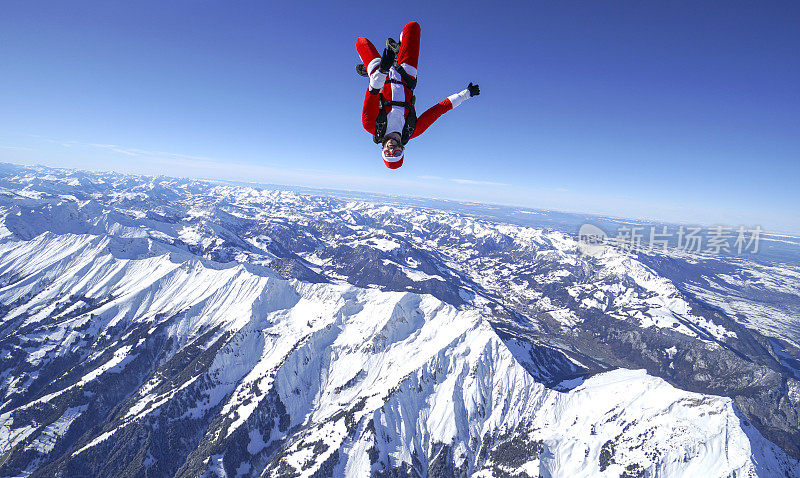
[0,165,798,477]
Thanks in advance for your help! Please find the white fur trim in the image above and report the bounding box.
[369,70,387,90]
[400,63,417,78]
[382,151,403,163]
[367,58,381,74]
[447,89,471,108]
[387,79,406,134]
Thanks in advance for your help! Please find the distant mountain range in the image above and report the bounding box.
[0,163,798,477]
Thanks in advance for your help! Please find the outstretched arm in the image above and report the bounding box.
[411,83,479,139]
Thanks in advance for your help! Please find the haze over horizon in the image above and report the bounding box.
[1,2,798,233]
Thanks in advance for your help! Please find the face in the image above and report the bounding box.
[382,136,403,158]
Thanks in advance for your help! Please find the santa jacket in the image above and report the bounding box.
[361,61,471,168]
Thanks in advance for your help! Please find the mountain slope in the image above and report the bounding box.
[0,164,798,477]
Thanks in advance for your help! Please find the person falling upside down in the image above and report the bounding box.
[356,21,480,169]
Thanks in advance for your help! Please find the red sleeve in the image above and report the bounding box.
[410,98,454,139]
[362,90,381,134]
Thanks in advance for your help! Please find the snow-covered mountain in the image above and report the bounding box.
[0,163,798,477]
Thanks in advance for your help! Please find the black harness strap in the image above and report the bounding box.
[394,63,417,90]
[383,99,413,109]
[373,65,418,146]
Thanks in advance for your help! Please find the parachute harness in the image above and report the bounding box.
[374,63,417,146]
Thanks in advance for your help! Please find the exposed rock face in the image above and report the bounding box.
[0,164,798,476]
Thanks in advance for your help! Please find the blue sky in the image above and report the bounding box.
[1,1,798,232]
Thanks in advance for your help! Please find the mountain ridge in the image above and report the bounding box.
[0,164,798,476]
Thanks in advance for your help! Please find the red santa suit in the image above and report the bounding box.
[356,22,474,169]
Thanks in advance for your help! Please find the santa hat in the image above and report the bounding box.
[382,149,404,169]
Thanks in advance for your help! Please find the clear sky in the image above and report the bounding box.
[1,1,798,232]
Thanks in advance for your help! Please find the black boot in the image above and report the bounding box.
[378,45,396,73]
[386,37,400,56]
[356,63,368,77]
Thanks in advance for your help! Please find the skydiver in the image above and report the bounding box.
[356,21,480,169]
